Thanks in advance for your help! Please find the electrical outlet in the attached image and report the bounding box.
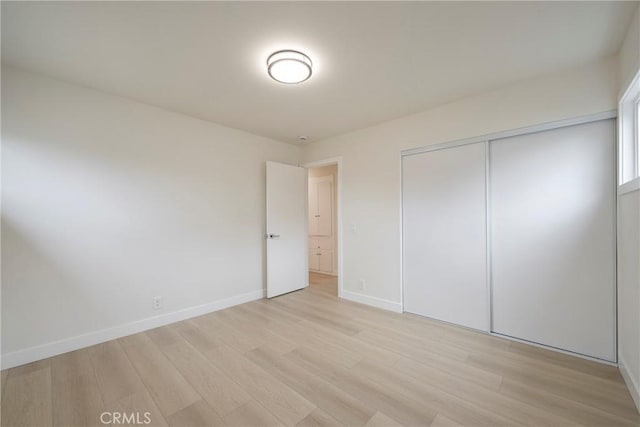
[359,279,365,290]
[152,296,163,310]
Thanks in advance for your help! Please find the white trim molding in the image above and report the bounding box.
[490,332,618,366]
[619,177,640,195]
[1,289,265,370]
[619,357,640,413]
[402,110,616,158]
[342,290,402,313]
[619,67,640,184]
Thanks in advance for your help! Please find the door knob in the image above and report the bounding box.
[267,234,280,239]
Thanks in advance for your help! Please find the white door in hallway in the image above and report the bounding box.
[266,161,308,298]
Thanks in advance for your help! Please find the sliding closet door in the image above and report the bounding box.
[403,142,488,331]
[490,119,616,361]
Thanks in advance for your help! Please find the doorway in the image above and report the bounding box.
[305,159,342,297]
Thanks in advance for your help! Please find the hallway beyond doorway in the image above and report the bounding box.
[309,271,338,296]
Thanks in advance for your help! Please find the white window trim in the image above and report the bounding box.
[619,177,640,195]
[618,68,640,189]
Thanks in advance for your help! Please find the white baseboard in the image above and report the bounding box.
[619,357,640,413]
[1,289,265,370]
[341,290,402,313]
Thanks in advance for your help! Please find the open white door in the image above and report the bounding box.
[266,161,308,298]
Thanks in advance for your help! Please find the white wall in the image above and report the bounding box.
[618,189,640,407]
[1,66,300,367]
[302,57,618,307]
[617,4,640,411]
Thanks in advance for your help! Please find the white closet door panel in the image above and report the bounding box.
[309,237,332,250]
[490,119,615,361]
[403,142,488,331]
[319,250,333,273]
[308,180,319,235]
[309,251,319,271]
[309,237,321,249]
[317,180,333,236]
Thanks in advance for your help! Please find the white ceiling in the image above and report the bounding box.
[2,1,636,144]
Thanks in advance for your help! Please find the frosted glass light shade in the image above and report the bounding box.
[267,50,312,84]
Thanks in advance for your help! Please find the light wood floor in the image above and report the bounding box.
[309,272,338,296]
[2,282,639,427]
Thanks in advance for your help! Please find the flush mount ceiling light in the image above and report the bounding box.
[267,50,312,84]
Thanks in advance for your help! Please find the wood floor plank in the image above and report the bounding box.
[296,340,362,369]
[499,377,640,426]
[356,327,469,362]
[237,302,370,367]
[251,299,307,324]
[191,313,260,353]
[50,348,105,427]
[119,333,200,417]
[1,368,7,423]
[384,357,579,426]
[472,344,630,397]
[205,345,315,425]
[286,347,439,426]
[2,366,52,427]
[146,325,183,349]
[436,326,512,354]
[466,351,640,421]
[246,346,374,426]
[214,307,299,355]
[88,340,146,404]
[307,272,338,296]
[105,389,168,427]
[283,291,362,324]
[166,400,225,427]
[233,304,323,347]
[255,302,399,366]
[430,414,463,427]
[353,357,522,427]
[223,400,282,427]
[173,319,223,353]
[355,329,501,391]
[507,340,623,381]
[161,338,251,416]
[364,412,404,427]
[296,408,343,427]
[50,349,94,384]
[271,294,363,336]
[52,373,105,427]
[6,359,51,380]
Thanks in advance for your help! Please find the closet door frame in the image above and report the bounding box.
[400,109,617,364]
